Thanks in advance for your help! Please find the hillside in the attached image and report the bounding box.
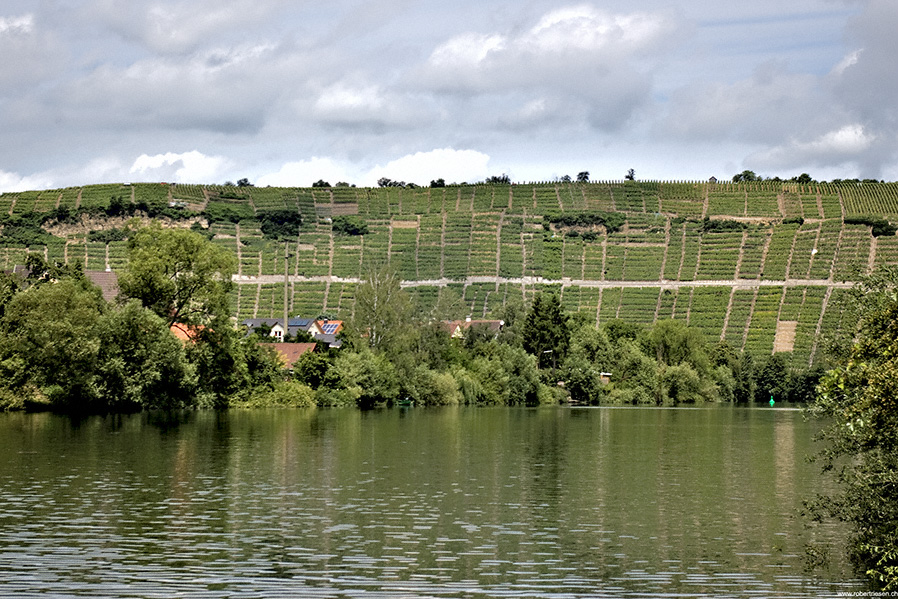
[4,180,898,368]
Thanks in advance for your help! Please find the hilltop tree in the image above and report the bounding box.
[430,178,446,188]
[732,170,759,182]
[625,169,635,181]
[486,174,511,184]
[312,179,331,188]
[236,178,253,187]
[577,171,590,183]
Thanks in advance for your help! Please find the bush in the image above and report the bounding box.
[332,215,368,236]
[701,218,747,233]
[258,209,303,240]
[234,381,316,408]
[544,211,626,234]
[845,216,898,237]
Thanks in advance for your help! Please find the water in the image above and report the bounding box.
[0,406,865,597]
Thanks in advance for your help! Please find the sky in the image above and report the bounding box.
[1,0,897,192]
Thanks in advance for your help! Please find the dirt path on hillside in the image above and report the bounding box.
[232,274,855,290]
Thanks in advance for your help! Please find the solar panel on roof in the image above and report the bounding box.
[322,323,339,334]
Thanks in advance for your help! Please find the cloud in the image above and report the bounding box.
[86,0,291,55]
[0,169,55,194]
[660,61,836,144]
[129,151,232,183]
[0,13,65,88]
[312,81,433,130]
[48,43,290,134]
[256,158,352,188]
[412,4,682,131]
[748,124,876,171]
[362,148,492,186]
[423,5,677,89]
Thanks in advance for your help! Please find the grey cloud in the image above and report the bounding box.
[84,0,296,56]
[659,61,841,144]
[0,13,67,89]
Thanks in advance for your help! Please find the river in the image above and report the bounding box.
[0,406,865,597]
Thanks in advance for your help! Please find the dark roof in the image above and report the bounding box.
[242,318,285,328]
[288,317,316,328]
[313,333,343,348]
[85,270,119,303]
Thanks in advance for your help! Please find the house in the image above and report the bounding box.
[260,342,317,370]
[443,318,505,339]
[85,269,119,303]
[241,317,324,341]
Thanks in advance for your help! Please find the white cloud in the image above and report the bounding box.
[362,149,492,186]
[0,169,54,193]
[748,125,877,171]
[0,14,33,34]
[257,158,352,188]
[129,151,232,183]
[421,4,678,90]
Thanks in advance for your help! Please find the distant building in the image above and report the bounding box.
[85,269,119,303]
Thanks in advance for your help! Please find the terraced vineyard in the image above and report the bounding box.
[4,180,898,367]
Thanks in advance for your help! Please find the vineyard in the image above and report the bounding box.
[4,179,898,367]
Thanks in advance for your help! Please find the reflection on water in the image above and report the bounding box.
[0,407,865,597]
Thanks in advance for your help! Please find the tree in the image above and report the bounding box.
[560,174,572,183]
[808,267,898,589]
[486,174,511,184]
[577,171,590,183]
[312,179,331,188]
[94,300,196,410]
[236,178,253,187]
[430,178,446,188]
[0,278,105,408]
[732,170,759,182]
[353,264,413,352]
[522,293,569,369]
[118,225,237,327]
[257,209,303,240]
[625,169,635,181]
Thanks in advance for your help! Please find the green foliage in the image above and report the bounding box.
[332,215,369,236]
[204,201,255,224]
[88,228,129,243]
[353,265,412,352]
[95,300,196,410]
[334,349,400,408]
[0,278,105,409]
[258,209,303,240]
[0,212,53,246]
[118,225,236,326]
[701,218,747,233]
[808,267,898,589]
[544,211,626,234]
[235,380,316,408]
[844,216,898,237]
[523,293,570,369]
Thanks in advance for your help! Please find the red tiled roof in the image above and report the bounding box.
[170,323,205,342]
[259,343,317,368]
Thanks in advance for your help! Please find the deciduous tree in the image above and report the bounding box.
[118,225,237,327]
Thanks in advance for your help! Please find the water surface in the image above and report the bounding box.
[0,406,864,597]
